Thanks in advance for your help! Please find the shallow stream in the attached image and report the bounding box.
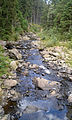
[3,37,72,120]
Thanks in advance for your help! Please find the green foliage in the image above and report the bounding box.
[29,24,41,33]
[38,29,59,47]
[18,11,28,31]
[41,0,72,42]
[0,0,28,41]
[0,45,10,77]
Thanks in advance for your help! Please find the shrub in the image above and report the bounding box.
[0,45,10,77]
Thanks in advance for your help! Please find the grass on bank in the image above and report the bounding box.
[0,45,11,77]
[37,27,72,67]
[38,28,72,48]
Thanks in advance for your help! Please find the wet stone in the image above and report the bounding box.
[23,105,39,114]
[1,114,10,120]
[68,94,72,103]
[33,77,61,91]
[22,70,29,76]
[0,105,4,116]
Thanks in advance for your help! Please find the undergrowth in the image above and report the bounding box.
[0,45,11,77]
[37,27,72,67]
[38,28,72,48]
[29,24,41,33]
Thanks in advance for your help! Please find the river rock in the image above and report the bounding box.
[29,64,39,69]
[1,114,10,120]
[1,74,7,79]
[8,73,16,79]
[0,40,6,46]
[0,88,3,96]
[33,77,60,91]
[0,105,4,116]
[22,70,29,76]
[23,105,38,114]
[9,48,22,60]
[10,90,19,100]
[4,79,18,88]
[10,90,16,95]
[50,90,56,96]
[22,62,29,68]
[68,94,72,103]
[5,41,15,49]
[49,52,60,57]
[23,36,30,41]
[10,61,19,70]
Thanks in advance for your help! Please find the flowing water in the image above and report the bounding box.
[3,37,72,120]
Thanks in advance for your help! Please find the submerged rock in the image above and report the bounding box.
[22,70,29,76]
[23,105,38,114]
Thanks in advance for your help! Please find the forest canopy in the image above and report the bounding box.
[0,0,72,41]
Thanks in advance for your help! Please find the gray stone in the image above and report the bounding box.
[49,52,60,57]
[33,77,61,91]
[0,105,4,116]
[10,61,19,70]
[1,74,7,79]
[29,64,39,69]
[9,48,22,60]
[68,94,72,103]
[23,36,30,41]
[1,114,10,120]
[4,79,18,88]
[0,40,6,46]
[23,105,38,113]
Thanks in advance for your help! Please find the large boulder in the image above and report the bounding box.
[4,79,18,88]
[9,48,22,60]
[33,77,61,91]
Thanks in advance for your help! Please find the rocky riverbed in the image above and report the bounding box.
[0,32,72,120]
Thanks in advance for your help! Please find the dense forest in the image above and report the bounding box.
[0,0,72,41]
